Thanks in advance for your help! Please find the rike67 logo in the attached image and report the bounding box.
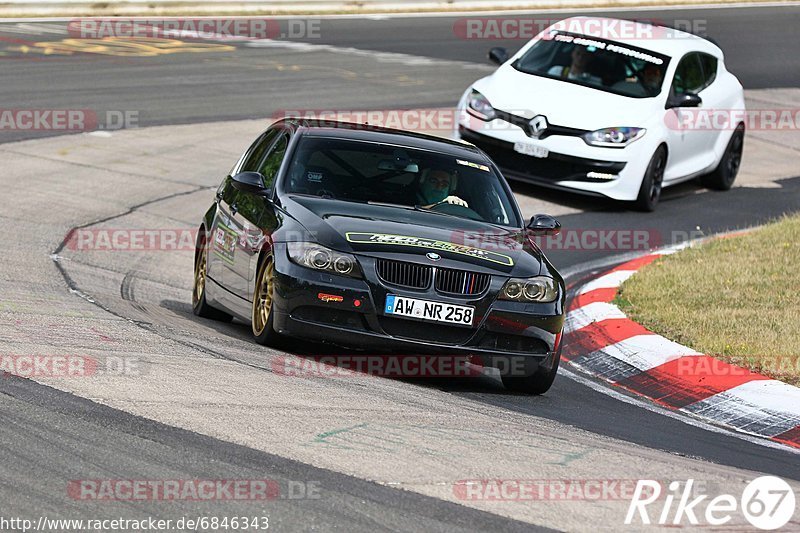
[626,476,796,530]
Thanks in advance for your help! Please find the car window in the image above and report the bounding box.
[221,177,238,206]
[699,53,718,88]
[284,137,520,227]
[258,134,289,188]
[672,53,705,94]
[240,130,278,173]
[512,31,669,98]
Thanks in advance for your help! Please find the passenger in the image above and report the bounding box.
[641,63,664,93]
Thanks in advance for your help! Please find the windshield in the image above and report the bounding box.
[284,137,521,227]
[513,31,670,98]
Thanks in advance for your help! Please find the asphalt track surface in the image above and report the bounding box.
[1,5,800,531]
[1,4,799,144]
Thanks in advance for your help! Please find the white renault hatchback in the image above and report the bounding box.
[456,17,745,211]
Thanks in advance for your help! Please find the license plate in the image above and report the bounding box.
[513,141,549,158]
[384,295,474,326]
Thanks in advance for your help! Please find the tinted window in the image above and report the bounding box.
[241,130,278,172]
[221,177,238,205]
[285,137,520,227]
[699,53,718,88]
[258,134,288,188]
[673,53,704,94]
[512,31,670,98]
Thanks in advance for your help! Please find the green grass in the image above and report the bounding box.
[615,214,800,386]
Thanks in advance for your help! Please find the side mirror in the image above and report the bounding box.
[666,92,702,109]
[527,214,561,235]
[488,47,509,66]
[231,171,271,196]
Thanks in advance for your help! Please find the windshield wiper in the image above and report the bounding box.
[366,201,417,210]
[367,201,469,220]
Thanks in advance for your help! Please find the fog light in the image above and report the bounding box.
[586,172,617,180]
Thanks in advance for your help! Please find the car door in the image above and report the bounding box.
[207,176,238,290]
[694,53,728,168]
[207,130,276,306]
[663,52,711,181]
[228,131,289,302]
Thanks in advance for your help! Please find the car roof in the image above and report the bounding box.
[554,16,723,59]
[278,118,489,160]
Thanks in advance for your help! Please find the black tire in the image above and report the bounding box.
[634,146,667,212]
[501,349,561,395]
[192,228,233,322]
[701,125,744,191]
[252,255,281,346]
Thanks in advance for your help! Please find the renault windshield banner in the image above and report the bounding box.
[345,233,515,267]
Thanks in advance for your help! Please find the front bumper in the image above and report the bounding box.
[270,244,564,373]
[457,119,653,201]
[460,127,625,184]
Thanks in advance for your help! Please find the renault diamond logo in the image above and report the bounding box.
[426,252,441,261]
[529,115,548,138]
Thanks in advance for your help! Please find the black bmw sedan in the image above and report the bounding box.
[193,119,565,394]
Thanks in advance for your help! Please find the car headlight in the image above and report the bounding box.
[583,127,646,148]
[287,242,362,279]
[498,276,558,303]
[466,89,497,121]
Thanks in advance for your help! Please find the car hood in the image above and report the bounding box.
[473,65,659,131]
[280,195,544,277]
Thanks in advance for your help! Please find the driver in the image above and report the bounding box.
[547,45,602,84]
[416,168,469,208]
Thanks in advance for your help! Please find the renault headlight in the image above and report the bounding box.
[466,89,497,121]
[583,127,646,148]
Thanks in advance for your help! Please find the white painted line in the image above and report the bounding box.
[0,21,66,34]
[246,38,493,70]
[653,241,692,255]
[577,269,636,294]
[597,334,703,373]
[682,381,800,438]
[1,2,799,22]
[564,301,626,333]
[558,365,800,455]
[716,380,800,418]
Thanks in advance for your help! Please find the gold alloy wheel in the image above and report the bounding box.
[252,258,275,336]
[193,246,206,307]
